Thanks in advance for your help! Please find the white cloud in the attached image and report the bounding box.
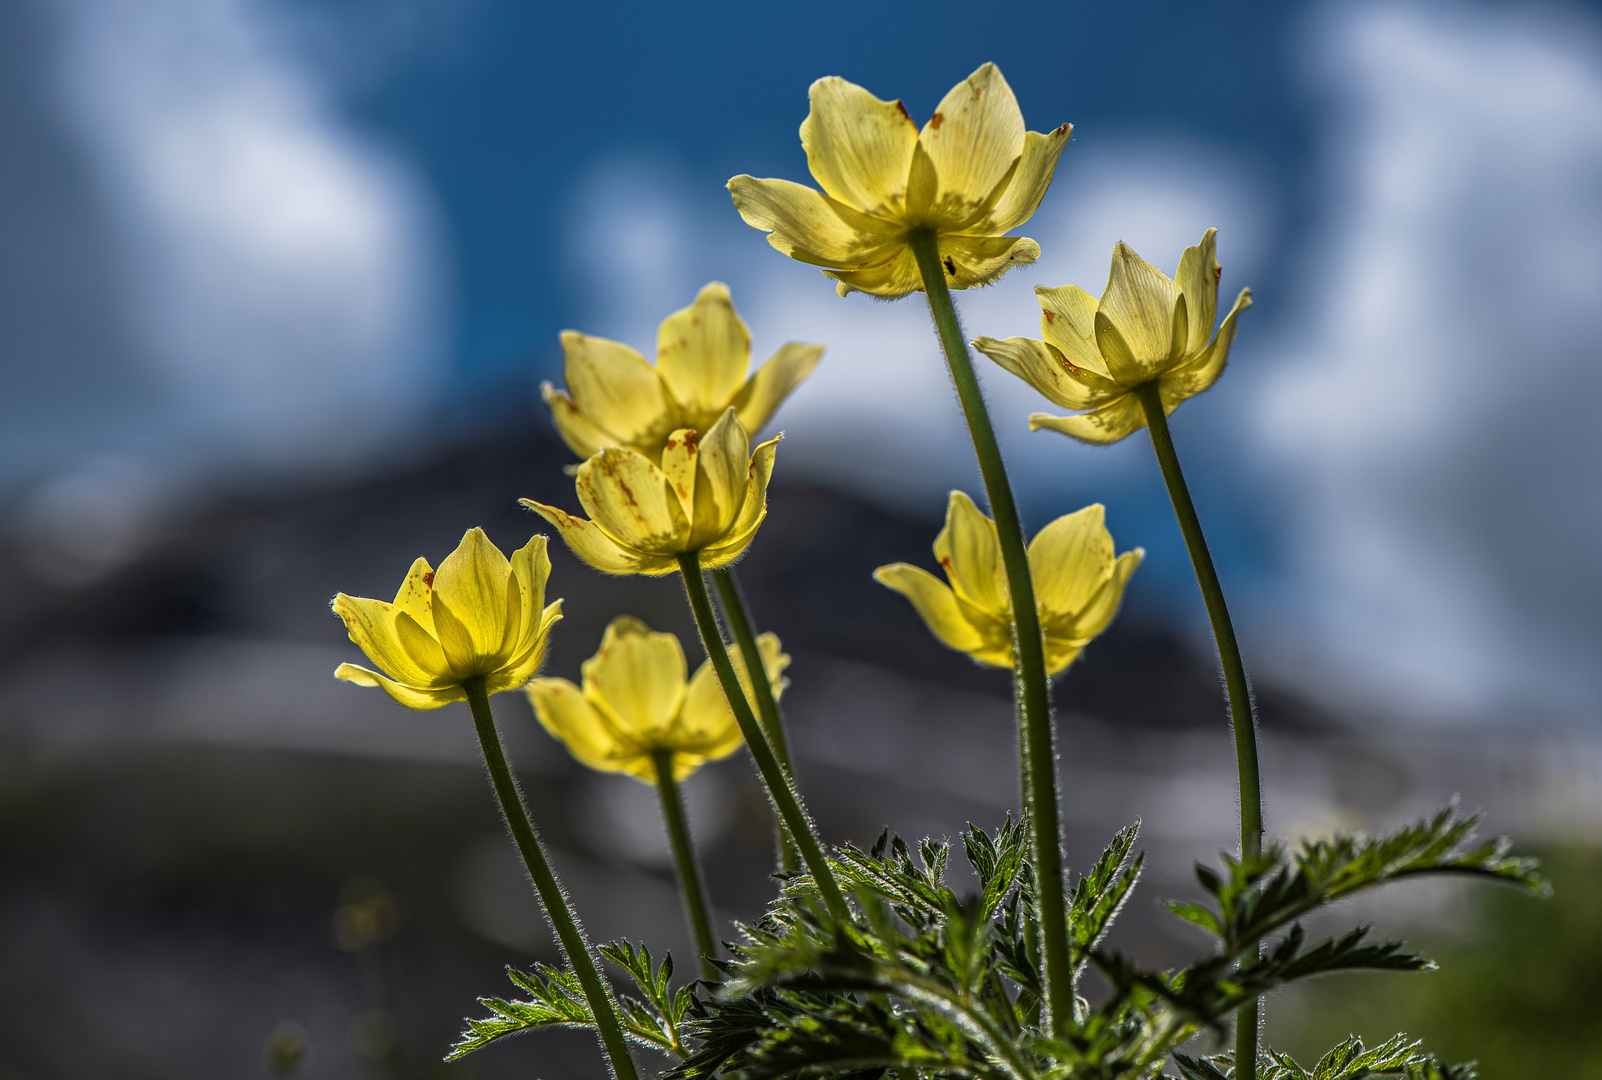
[50,0,445,468]
[1256,0,1602,722]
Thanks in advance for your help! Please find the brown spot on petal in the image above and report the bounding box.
[682,429,698,451]
[894,99,912,122]
[929,111,944,130]
[1213,266,1222,283]
[422,572,434,587]
[1054,122,1070,136]
[1043,310,1056,323]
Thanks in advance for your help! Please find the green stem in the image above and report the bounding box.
[462,677,639,1080]
[677,553,850,921]
[709,566,801,874]
[652,748,720,981]
[1132,383,1263,1079]
[908,228,1072,1037]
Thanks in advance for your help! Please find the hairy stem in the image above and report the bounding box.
[463,677,639,1080]
[1133,383,1263,1079]
[652,749,720,980]
[907,228,1071,1037]
[710,566,801,873]
[677,553,849,920]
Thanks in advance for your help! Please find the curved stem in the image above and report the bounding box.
[677,553,850,921]
[710,566,801,873]
[462,677,639,1080]
[1132,384,1263,1079]
[652,749,720,981]
[907,228,1071,1038]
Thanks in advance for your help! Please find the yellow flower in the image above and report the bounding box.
[874,493,1141,674]
[527,616,790,783]
[728,63,1070,298]
[521,407,778,576]
[332,528,563,709]
[973,229,1252,444]
[542,282,823,462]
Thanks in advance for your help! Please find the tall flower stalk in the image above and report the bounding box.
[652,748,719,979]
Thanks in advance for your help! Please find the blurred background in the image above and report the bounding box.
[3,0,1601,1076]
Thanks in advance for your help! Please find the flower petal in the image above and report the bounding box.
[559,331,678,453]
[541,383,614,460]
[1028,394,1147,445]
[972,335,1113,411]
[336,662,464,710]
[1098,242,1182,375]
[1092,311,1150,388]
[527,678,641,776]
[733,343,823,435]
[941,233,1040,291]
[915,64,1026,227]
[1062,548,1143,655]
[800,76,920,217]
[933,491,1009,618]
[390,558,436,633]
[582,616,687,743]
[1028,504,1115,624]
[1035,284,1108,374]
[428,528,512,677]
[688,409,750,549]
[504,535,551,662]
[575,448,687,555]
[678,659,748,759]
[872,563,990,656]
[975,123,1072,233]
[332,593,449,686]
[655,282,752,421]
[520,499,662,575]
[660,428,698,519]
[699,434,778,567]
[728,175,906,267]
[824,248,922,298]
[1160,287,1252,407]
[1175,228,1220,357]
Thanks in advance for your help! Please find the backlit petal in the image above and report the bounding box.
[800,76,920,216]
[975,123,1071,233]
[733,343,823,435]
[698,435,778,567]
[487,599,560,695]
[660,428,698,519]
[1098,242,1182,374]
[1160,287,1252,406]
[916,64,1026,226]
[520,499,660,575]
[582,616,688,742]
[656,283,752,418]
[1028,504,1115,623]
[678,660,747,758]
[972,336,1113,411]
[873,563,987,656]
[575,448,687,554]
[942,233,1040,291]
[1175,228,1220,357]
[388,558,436,632]
[542,384,614,460]
[824,248,922,298]
[1092,311,1151,388]
[728,175,906,267]
[1071,549,1142,643]
[933,491,1008,618]
[336,662,464,710]
[332,593,447,686]
[430,528,511,677]
[688,409,750,548]
[1036,284,1107,373]
[527,678,638,775]
[1028,394,1147,445]
[559,331,678,451]
[504,535,551,663]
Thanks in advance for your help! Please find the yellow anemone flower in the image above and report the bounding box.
[542,282,823,463]
[527,616,789,783]
[728,63,1070,298]
[332,528,563,709]
[521,407,778,576]
[874,493,1141,675]
[972,229,1252,444]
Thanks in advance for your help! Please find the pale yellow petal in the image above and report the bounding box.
[1098,242,1182,375]
[520,499,661,576]
[1071,548,1143,643]
[732,343,823,435]
[728,175,907,267]
[503,535,551,667]
[824,248,921,298]
[1175,228,1220,357]
[1091,311,1150,388]
[581,616,688,742]
[486,600,560,695]
[752,632,791,699]
[388,557,436,633]
[688,409,750,548]
[1028,504,1115,623]
[1160,287,1252,407]
[873,563,985,655]
[915,63,1026,227]
[678,660,747,759]
[1028,394,1148,445]
[655,282,752,418]
[336,662,464,710]
[542,383,614,460]
[331,593,449,686]
[660,428,698,518]
[941,233,1040,291]
[429,528,511,677]
[933,491,1008,618]
[975,123,1072,233]
[800,76,920,217]
[1035,284,1108,373]
[698,434,778,567]
[559,331,678,452]
[527,678,638,776]
[972,335,1114,411]
[575,448,687,555]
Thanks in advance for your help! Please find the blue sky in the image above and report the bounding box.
[6,0,1602,728]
